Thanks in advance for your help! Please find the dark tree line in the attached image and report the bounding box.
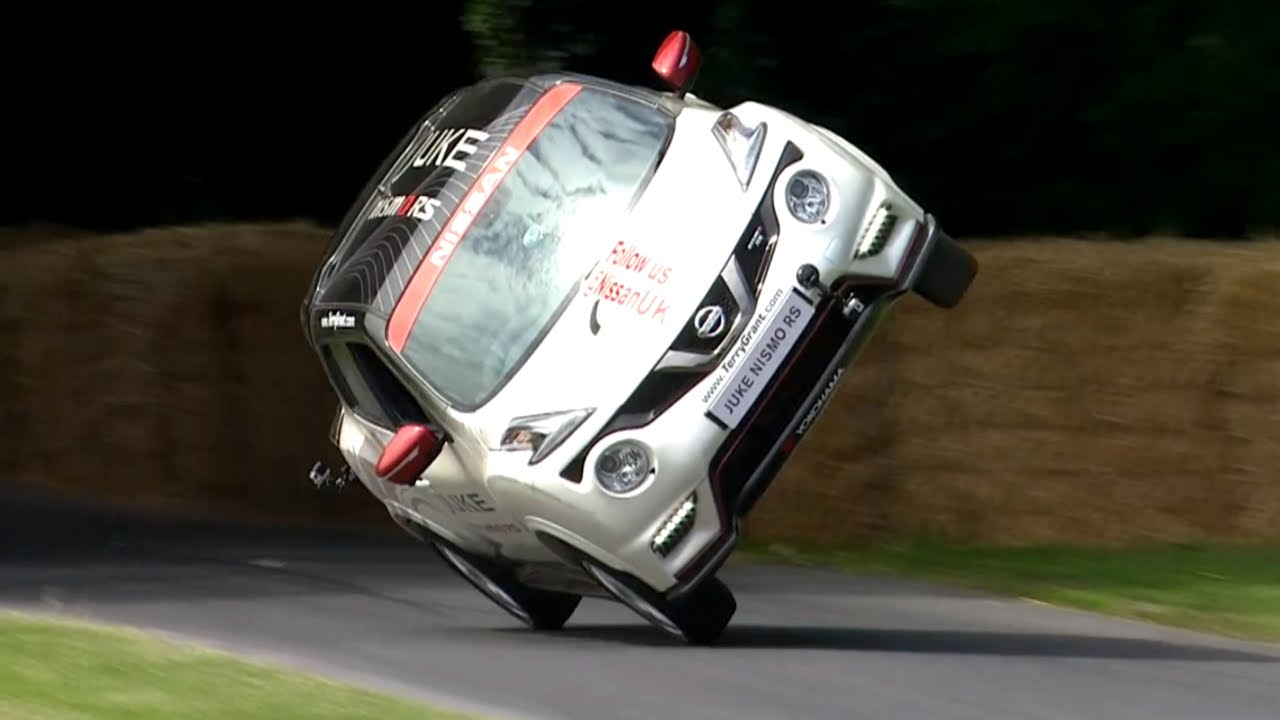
[7,2,1275,238]
[463,0,1280,238]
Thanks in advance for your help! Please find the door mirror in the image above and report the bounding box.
[375,424,444,486]
[651,30,700,98]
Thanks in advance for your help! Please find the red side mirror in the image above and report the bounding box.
[375,424,444,486]
[651,30,700,98]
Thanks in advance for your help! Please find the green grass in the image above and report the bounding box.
[0,611,479,720]
[740,539,1280,643]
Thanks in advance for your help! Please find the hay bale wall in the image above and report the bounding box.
[1,223,385,527]
[3,224,1277,542]
[753,239,1280,544]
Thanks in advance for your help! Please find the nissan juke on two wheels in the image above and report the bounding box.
[300,31,977,645]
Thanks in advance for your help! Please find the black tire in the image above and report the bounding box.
[432,540,581,631]
[913,228,977,309]
[581,558,737,645]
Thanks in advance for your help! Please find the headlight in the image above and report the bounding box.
[712,112,767,190]
[785,170,830,224]
[594,440,654,496]
[499,408,594,464]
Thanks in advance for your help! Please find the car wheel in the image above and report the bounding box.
[913,228,977,309]
[581,558,737,645]
[432,541,581,631]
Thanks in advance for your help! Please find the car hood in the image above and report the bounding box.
[472,105,785,443]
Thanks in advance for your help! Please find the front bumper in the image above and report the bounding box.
[524,214,944,598]
[665,214,943,598]
[524,212,944,597]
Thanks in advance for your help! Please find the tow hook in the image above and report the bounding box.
[797,263,866,320]
[840,294,866,319]
[796,263,830,300]
[309,461,354,490]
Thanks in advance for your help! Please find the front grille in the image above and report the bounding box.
[706,295,851,516]
[732,204,778,297]
[669,275,741,355]
[706,282,898,519]
[558,367,705,484]
[616,370,707,421]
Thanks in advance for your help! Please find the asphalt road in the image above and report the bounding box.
[3,488,1279,720]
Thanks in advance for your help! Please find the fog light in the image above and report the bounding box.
[856,202,898,258]
[651,494,697,556]
[594,440,653,496]
[785,170,830,224]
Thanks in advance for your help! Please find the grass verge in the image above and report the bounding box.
[739,539,1280,644]
[0,611,479,720]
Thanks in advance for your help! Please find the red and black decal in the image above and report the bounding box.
[386,82,584,351]
[312,78,539,309]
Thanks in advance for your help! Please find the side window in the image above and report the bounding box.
[319,345,357,409]
[322,343,394,428]
[321,342,431,430]
[346,343,432,426]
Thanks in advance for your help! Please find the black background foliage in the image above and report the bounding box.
[6,1,1279,238]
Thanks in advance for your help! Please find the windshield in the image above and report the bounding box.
[399,86,672,409]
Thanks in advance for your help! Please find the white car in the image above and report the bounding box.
[301,31,977,644]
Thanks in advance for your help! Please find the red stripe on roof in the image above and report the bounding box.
[386,82,584,353]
